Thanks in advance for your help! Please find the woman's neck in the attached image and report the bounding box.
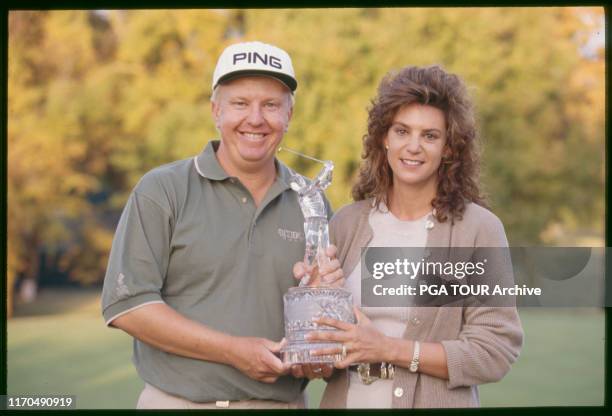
[387,184,436,221]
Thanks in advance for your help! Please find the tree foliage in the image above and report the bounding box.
[7,8,605,313]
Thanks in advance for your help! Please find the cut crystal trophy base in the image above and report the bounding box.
[281,343,343,364]
[282,286,355,364]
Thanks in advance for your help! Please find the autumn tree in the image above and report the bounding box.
[7,8,605,316]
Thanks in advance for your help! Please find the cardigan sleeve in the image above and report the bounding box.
[441,305,523,388]
[441,208,524,388]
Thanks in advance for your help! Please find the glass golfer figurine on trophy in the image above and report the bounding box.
[279,148,356,364]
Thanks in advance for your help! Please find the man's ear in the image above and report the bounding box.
[211,100,219,121]
[287,105,293,124]
[211,100,223,131]
[211,86,222,124]
[285,95,294,126]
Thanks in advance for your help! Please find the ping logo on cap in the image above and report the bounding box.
[232,52,283,69]
[212,41,297,92]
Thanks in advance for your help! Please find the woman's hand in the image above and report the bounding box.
[307,307,450,379]
[306,306,393,369]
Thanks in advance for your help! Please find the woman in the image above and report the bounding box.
[306,65,523,408]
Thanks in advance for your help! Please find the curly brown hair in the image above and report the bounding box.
[352,65,486,223]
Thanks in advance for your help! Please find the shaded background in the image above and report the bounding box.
[7,7,605,408]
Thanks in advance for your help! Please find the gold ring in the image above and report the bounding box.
[341,344,347,360]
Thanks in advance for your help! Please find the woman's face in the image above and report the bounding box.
[383,103,447,191]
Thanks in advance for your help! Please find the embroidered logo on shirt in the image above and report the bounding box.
[116,273,130,299]
[278,228,304,242]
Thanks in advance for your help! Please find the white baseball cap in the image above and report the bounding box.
[212,41,297,92]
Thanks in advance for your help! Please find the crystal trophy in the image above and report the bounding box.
[280,149,356,364]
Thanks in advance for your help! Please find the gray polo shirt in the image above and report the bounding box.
[101,140,331,403]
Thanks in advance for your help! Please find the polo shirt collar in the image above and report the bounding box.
[194,140,293,191]
[194,140,229,180]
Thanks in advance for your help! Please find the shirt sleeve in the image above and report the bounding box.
[101,186,173,326]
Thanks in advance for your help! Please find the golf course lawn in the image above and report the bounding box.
[7,288,604,408]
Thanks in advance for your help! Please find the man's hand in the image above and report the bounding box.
[112,304,291,383]
[230,337,291,383]
[293,245,344,287]
[290,363,333,380]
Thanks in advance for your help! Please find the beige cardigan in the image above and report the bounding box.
[319,199,523,408]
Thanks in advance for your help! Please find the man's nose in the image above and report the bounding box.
[246,104,264,125]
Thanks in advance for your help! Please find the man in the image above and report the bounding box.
[101,41,340,409]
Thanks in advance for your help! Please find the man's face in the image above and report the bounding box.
[212,76,293,173]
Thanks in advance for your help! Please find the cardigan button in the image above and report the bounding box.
[411,316,421,326]
[394,387,404,398]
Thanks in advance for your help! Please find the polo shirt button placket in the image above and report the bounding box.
[241,196,248,204]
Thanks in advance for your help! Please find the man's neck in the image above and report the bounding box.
[216,150,277,207]
[238,166,277,206]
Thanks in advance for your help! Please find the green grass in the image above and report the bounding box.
[7,289,605,408]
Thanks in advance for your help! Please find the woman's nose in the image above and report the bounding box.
[405,134,421,153]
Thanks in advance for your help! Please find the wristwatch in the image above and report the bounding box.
[409,341,420,373]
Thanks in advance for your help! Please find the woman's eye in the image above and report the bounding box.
[395,128,407,135]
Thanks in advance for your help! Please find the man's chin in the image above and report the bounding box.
[239,151,276,167]
[238,146,276,161]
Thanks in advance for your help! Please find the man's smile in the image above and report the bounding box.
[238,131,269,142]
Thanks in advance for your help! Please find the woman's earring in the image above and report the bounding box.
[385,145,389,150]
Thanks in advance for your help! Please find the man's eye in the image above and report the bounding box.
[232,101,247,107]
[265,102,280,109]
